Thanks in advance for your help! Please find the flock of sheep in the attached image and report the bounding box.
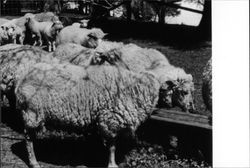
[0,11,212,168]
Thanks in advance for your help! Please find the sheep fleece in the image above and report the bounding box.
[16,64,160,139]
[0,44,51,81]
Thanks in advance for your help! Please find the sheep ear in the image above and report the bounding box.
[162,80,176,90]
[103,33,108,37]
[87,32,97,39]
[26,17,31,22]
[186,74,193,81]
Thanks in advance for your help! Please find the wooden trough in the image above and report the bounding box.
[151,109,212,130]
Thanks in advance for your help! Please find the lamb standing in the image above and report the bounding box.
[26,17,64,52]
[55,26,106,48]
[15,63,160,168]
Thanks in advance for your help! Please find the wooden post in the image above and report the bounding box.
[126,0,132,21]
[159,0,166,24]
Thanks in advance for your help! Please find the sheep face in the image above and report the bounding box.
[85,34,101,48]
[157,81,174,108]
[52,21,64,36]
[5,25,16,38]
[85,29,107,48]
[172,79,195,113]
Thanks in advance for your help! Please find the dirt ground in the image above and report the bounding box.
[0,23,211,167]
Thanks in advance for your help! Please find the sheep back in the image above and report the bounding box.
[0,18,9,26]
[53,43,90,62]
[0,44,52,85]
[97,41,171,74]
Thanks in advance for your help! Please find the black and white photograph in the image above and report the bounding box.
[0,0,249,168]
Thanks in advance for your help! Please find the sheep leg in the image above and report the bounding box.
[19,35,24,45]
[24,129,40,168]
[38,38,43,47]
[52,41,56,51]
[108,144,118,168]
[47,41,52,52]
[13,37,17,44]
[36,33,42,47]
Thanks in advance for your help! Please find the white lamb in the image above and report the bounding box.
[26,17,64,52]
[55,26,106,48]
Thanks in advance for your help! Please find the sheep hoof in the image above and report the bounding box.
[29,163,41,168]
[108,163,118,168]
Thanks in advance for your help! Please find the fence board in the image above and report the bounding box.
[151,109,212,130]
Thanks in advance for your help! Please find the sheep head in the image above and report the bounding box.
[171,77,195,113]
[158,75,195,113]
[1,23,16,39]
[85,29,107,48]
[51,21,64,37]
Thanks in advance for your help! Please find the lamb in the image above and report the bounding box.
[96,41,195,112]
[0,44,53,107]
[202,58,212,112]
[55,26,106,48]
[15,63,160,168]
[0,14,34,45]
[26,16,64,52]
[1,23,25,44]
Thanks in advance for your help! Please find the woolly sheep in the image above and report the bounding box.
[96,41,195,112]
[0,44,53,107]
[15,63,160,168]
[52,42,195,112]
[26,17,64,52]
[202,58,212,112]
[55,26,106,48]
